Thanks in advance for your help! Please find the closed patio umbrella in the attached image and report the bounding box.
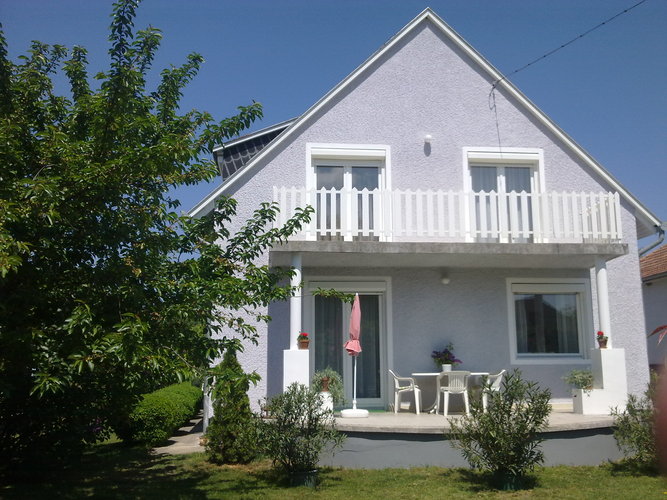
[341,293,369,418]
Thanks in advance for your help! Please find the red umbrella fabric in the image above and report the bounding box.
[344,293,362,356]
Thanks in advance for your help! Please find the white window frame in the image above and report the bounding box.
[462,148,545,243]
[305,277,392,409]
[306,143,391,191]
[506,278,593,365]
[306,143,391,241]
[462,147,545,193]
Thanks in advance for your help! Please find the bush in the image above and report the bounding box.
[120,382,202,446]
[205,349,259,464]
[449,369,551,490]
[610,373,659,471]
[259,383,344,478]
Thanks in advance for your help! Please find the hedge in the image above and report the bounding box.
[124,381,202,446]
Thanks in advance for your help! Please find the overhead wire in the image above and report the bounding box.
[487,0,651,149]
[491,0,650,91]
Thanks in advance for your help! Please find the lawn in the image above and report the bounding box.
[1,441,664,499]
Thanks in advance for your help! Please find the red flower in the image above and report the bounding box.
[596,331,604,337]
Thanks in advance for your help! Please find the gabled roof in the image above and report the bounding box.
[189,7,661,238]
[641,245,667,281]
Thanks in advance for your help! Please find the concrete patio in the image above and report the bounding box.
[155,403,620,468]
[334,406,614,435]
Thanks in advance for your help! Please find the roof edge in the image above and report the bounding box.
[212,118,296,152]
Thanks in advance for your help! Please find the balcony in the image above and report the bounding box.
[273,187,623,244]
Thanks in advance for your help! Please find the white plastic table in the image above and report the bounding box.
[411,371,490,413]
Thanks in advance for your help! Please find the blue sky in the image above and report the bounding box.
[2,0,666,239]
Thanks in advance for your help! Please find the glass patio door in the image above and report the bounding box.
[313,294,383,406]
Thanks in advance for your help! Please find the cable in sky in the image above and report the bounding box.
[491,0,650,90]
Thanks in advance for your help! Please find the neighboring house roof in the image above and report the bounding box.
[641,245,667,281]
[213,119,295,181]
[189,7,661,239]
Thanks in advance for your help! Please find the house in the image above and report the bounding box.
[192,8,661,421]
[641,245,667,370]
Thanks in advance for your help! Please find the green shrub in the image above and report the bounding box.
[449,369,551,490]
[205,349,259,464]
[121,382,202,446]
[562,369,594,391]
[610,373,658,471]
[259,383,344,478]
[311,367,345,406]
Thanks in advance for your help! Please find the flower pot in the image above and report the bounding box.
[442,364,452,372]
[597,339,608,349]
[290,469,318,488]
[298,339,310,350]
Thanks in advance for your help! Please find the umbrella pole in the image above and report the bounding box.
[352,356,358,410]
[341,355,367,417]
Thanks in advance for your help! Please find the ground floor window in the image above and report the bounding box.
[507,280,590,362]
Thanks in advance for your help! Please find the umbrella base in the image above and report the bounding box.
[340,408,369,418]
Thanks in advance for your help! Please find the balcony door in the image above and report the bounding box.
[309,283,386,408]
[471,165,535,242]
[315,160,381,241]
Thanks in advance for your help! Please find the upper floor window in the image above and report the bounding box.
[307,144,390,241]
[464,148,544,242]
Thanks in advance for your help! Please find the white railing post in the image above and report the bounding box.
[614,192,622,240]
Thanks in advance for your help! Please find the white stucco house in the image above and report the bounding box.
[191,9,661,419]
[641,245,667,370]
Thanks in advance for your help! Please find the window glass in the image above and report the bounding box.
[316,166,344,189]
[505,167,531,193]
[352,166,379,190]
[514,292,580,354]
[471,166,498,192]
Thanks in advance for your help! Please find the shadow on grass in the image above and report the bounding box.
[247,464,343,490]
[456,468,538,492]
[1,442,212,499]
[605,459,659,477]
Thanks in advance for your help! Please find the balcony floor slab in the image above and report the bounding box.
[271,241,627,269]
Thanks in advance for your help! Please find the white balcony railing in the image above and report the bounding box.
[273,187,623,244]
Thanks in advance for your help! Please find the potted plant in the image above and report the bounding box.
[596,331,608,349]
[432,342,461,371]
[562,369,594,393]
[297,332,310,349]
[562,369,595,414]
[312,367,345,408]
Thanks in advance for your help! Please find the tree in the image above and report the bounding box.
[0,0,311,467]
[205,349,259,464]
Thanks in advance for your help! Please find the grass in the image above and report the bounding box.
[1,441,665,499]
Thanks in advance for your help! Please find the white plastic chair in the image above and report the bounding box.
[482,369,506,412]
[436,371,470,416]
[389,370,421,414]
